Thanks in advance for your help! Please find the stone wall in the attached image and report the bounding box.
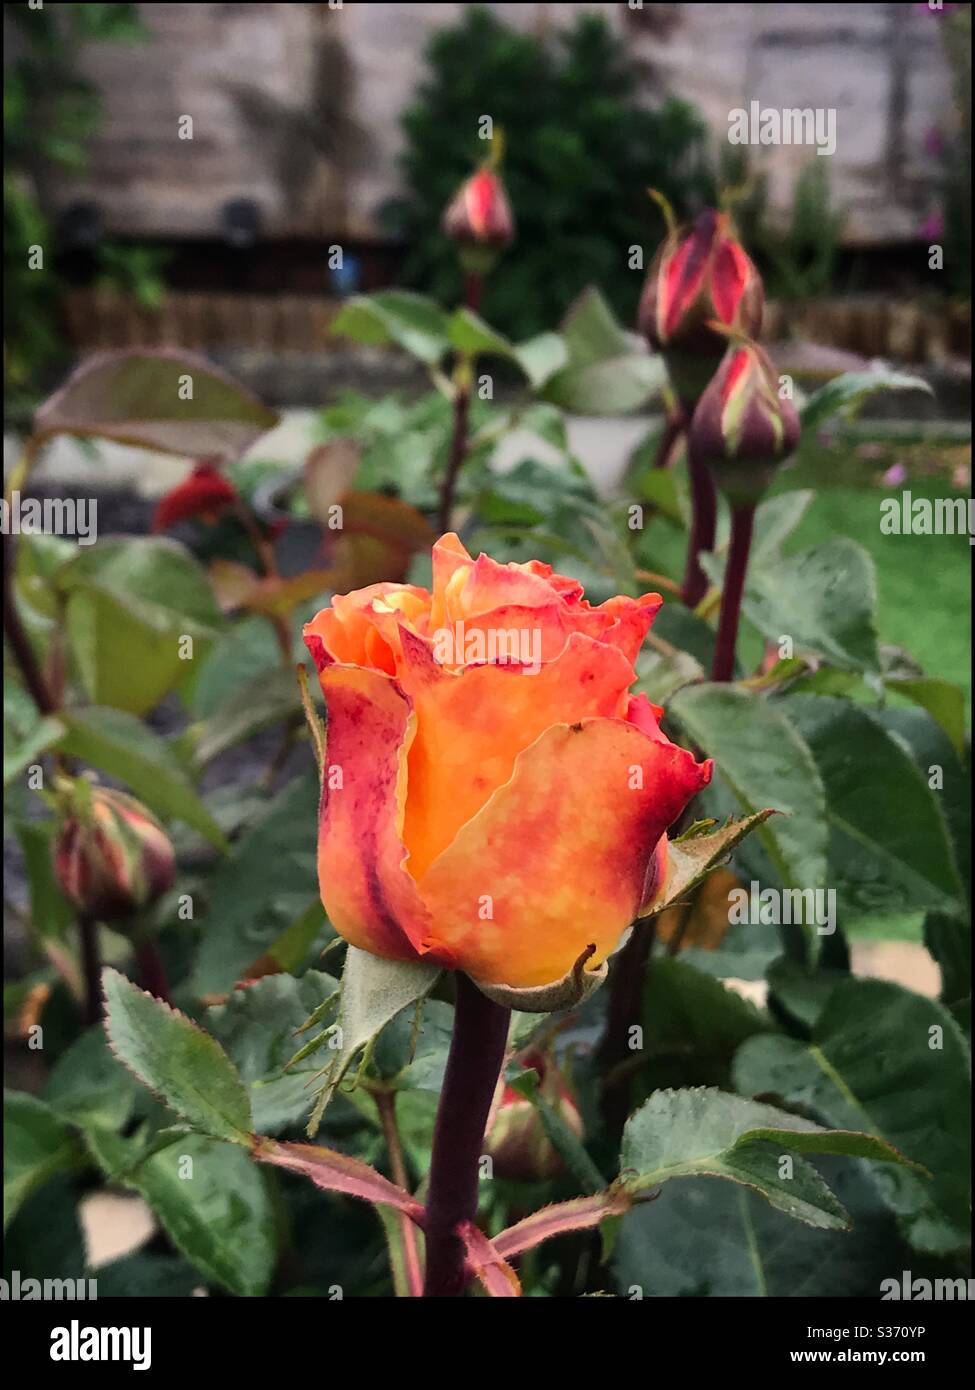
[28,2,962,246]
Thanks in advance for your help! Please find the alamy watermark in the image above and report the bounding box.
[880,491,974,544]
[431,621,542,675]
[881,1271,973,1300]
[0,490,97,545]
[2,1270,97,1299]
[728,101,836,156]
[728,881,837,936]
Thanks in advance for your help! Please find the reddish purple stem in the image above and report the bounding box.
[711,503,756,682]
[422,972,510,1296]
[682,452,718,608]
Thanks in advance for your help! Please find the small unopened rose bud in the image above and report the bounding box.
[486,1050,583,1182]
[54,786,176,922]
[638,209,764,408]
[442,168,514,276]
[688,340,800,506]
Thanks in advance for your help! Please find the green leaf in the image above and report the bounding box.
[645,811,778,918]
[634,644,703,706]
[330,291,449,364]
[58,706,227,850]
[799,369,933,435]
[58,536,221,638]
[711,538,881,674]
[64,589,193,716]
[102,968,252,1142]
[884,677,967,759]
[641,958,772,1081]
[765,957,849,1032]
[33,348,279,459]
[189,615,282,718]
[46,1026,142,1134]
[87,1128,274,1296]
[14,821,74,942]
[3,1175,88,1284]
[93,1252,203,1298]
[3,684,65,787]
[304,946,442,1134]
[613,1159,914,1297]
[58,537,220,715]
[541,285,665,414]
[620,1087,915,1230]
[14,532,78,618]
[205,970,340,1135]
[734,978,971,1254]
[544,355,665,415]
[785,696,965,919]
[558,285,632,367]
[446,307,512,358]
[369,998,453,1093]
[670,684,828,903]
[4,1091,81,1230]
[511,332,568,388]
[190,771,320,995]
[923,911,971,1030]
[190,664,302,767]
[749,489,815,565]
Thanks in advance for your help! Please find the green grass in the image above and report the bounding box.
[775,436,971,702]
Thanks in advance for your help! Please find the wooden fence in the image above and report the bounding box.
[62,288,971,365]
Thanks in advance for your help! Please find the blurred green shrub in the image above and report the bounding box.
[3,2,150,400]
[384,7,712,339]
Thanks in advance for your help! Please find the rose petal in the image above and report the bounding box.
[396,630,638,879]
[417,718,712,987]
[315,664,431,961]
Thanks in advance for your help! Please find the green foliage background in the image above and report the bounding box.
[385,8,712,339]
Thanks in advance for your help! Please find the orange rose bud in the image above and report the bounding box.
[303,533,711,991]
[487,1050,583,1182]
[638,209,763,407]
[688,340,800,506]
[54,786,176,922]
[152,461,238,533]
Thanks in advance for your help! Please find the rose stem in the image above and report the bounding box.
[6,524,100,1020]
[436,273,482,535]
[711,503,756,682]
[134,934,171,1005]
[463,273,483,314]
[376,1089,423,1297]
[3,534,57,716]
[230,495,292,662]
[598,919,656,1141]
[681,452,718,608]
[77,913,102,1027]
[422,972,510,1297]
[651,406,684,470]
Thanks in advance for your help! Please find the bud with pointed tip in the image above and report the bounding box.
[54,785,176,922]
[638,209,764,408]
[442,168,515,276]
[688,340,800,507]
[486,1049,583,1182]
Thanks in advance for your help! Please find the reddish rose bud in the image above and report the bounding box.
[54,786,176,922]
[638,209,764,407]
[688,340,800,506]
[486,1049,583,1182]
[442,168,514,276]
[152,461,239,533]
